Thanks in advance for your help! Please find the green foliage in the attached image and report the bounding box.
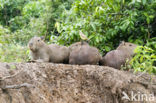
[0,25,11,44]
[130,45,156,74]
[130,37,156,74]
[0,0,27,26]
[55,0,156,54]
[49,0,74,40]
[0,44,29,62]
[9,16,28,31]
[0,25,29,62]
[22,1,44,18]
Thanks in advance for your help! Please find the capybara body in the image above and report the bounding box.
[99,50,130,69]
[48,44,69,63]
[69,44,102,65]
[28,36,69,63]
[100,42,137,69]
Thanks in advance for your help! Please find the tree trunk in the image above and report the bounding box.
[0,63,156,103]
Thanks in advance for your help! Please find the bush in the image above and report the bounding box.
[0,44,29,62]
[130,38,156,74]
[55,0,156,54]
[130,46,156,74]
[0,0,26,26]
[22,1,45,18]
[0,25,11,44]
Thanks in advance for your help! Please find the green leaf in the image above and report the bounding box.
[104,46,111,51]
[142,0,146,5]
[90,23,96,31]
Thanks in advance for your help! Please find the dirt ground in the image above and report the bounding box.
[0,63,156,103]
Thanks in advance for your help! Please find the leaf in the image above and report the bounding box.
[146,18,150,24]
[122,0,125,4]
[140,56,144,62]
[96,36,99,43]
[142,0,146,5]
[104,46,111,51]
[90,23,96,31]
[137,0,141,2]
[88,35,95,39]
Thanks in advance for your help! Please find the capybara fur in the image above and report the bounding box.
[69,44,102,65]
[99,41,137,69]
[28,36,69,63]
[69,41,88,52]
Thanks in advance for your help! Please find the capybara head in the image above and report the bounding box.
[69,41,89,52]
[28,36,45,52]
[117,41,137,56]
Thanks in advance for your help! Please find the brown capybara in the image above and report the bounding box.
[69,41,89,52]
[99,41,137,69]
[28,36,69,63]
[99,50,130,69]
[69,44,102,65]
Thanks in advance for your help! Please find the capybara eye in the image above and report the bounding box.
[129,44,132,46]
[38,40,40,42]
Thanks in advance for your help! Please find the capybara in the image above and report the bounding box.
[99,41,137,69]
[28,36,69,63]
[69,44,102,65]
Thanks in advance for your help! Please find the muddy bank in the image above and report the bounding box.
[0,63,156,103]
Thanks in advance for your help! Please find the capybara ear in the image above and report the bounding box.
[40,36,45,40]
